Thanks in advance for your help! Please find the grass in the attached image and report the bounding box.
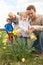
[0,30,43,65]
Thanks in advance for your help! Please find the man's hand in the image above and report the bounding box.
[29,25,41,31]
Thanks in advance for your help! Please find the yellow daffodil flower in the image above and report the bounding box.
[4,34,8,38]
[2,39,7,44]
[13,30,18,35]
[0,35,1,38]
[3,47,6,49]
[0,32,2,35]
[30,35,37,41]
[3,43,6,45]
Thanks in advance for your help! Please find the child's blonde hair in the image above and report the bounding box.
[18,12,27,20]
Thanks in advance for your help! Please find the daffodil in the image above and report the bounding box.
[3,46,6,49]
[2,42,6,45]
[33,35,37,40]
[4,34,8,38]
[2,39,7,44]
[30,34,37,41]
[13,30,18,35]
[0,35,1,38]
[0,32,2,35]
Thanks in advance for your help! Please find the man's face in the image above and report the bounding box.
[27,9,36,20]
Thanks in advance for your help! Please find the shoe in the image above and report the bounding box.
[31,50,37,54]
[31,50,42,54]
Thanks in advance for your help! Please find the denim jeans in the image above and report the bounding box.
[39,31,43,52]
[20,36,28,47]
[31,32,43,52]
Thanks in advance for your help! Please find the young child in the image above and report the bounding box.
[17,12,29,37]
[5,18,14,44]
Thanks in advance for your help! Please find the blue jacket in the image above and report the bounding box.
[5,23,13,33]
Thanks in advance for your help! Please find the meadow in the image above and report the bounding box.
[0,30,43,65]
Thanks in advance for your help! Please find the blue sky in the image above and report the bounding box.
[0,0,43,28]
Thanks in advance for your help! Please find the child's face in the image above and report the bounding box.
[22,15,27,21]
[7,20,11,24]
[20,12,27,21]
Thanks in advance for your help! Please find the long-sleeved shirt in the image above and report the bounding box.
[18,20,30,37]
[29,15,43,35]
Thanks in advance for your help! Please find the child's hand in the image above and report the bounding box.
[17,32,22,37]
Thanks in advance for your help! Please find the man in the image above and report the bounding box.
[26,5,43,54]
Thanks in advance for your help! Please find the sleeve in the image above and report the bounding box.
[41,17,43,25]
[5,25,8,33]
[39,17,43,31]
[13,16,19,24]
[15,16,19,24]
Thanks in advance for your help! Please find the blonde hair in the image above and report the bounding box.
[19,12,27,20]
[8,12,16,19]
[8,12,14,17]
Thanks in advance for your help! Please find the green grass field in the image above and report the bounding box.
[0,30,43,65]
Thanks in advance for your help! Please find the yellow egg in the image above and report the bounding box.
[22,58,25,62]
